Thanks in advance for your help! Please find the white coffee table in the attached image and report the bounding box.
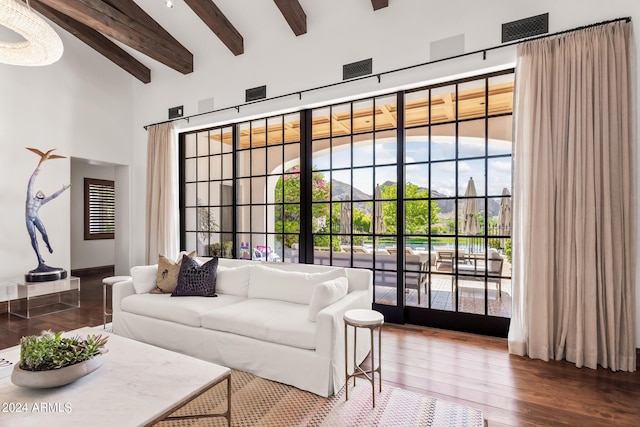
[0,327,231,426]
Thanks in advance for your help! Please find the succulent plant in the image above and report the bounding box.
[18,330,109,371]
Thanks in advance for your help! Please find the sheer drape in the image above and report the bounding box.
[145,122,179,264]
[509,21,635,371]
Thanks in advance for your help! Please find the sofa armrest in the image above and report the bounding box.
[315,289,370,358]
[112,279,135,315]
[315,289,371,395]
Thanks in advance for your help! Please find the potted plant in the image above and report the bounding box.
[11,330,109,388]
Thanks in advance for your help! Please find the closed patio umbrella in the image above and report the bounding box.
[498,187,511,248]
[370,184,386,234]
[340,201,351,244]
[461,177,479,236]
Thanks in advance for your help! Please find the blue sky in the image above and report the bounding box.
[312,136,512,198]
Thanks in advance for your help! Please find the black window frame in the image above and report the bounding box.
[178,69,514,336]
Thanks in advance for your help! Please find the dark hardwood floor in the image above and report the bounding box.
[377,325,640,426]
[2,273,639,426]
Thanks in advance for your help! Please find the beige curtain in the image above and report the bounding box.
[145,122,179,264]
[508,21,636,371]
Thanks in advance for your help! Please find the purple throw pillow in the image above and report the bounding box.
[172,255,218,297]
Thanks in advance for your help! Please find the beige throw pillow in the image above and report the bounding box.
[152,251,195,294]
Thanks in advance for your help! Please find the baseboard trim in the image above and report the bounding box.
[637,348,640,371]
[71,265,114,277]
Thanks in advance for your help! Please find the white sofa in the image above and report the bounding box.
[112,258,373,397]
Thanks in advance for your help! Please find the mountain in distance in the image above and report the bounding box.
[330,180,373,215]
[330,179,500,217]
[380,180,500,217]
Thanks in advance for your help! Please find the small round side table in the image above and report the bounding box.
[344,308,384,407]
[102,276,131,329]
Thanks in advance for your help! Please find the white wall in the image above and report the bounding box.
[130,0,640,340]
[0,28,134,282]
[69,159,116,270]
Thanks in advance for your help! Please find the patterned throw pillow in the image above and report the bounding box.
[151,251,195,294]
[172,255,219,297]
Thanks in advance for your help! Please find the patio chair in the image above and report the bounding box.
[435,250,454,270]
[436,249,470,271]
[452,249,504,298]
[254,246,281,262]
[405,253,430,304]
[239,242,251,260]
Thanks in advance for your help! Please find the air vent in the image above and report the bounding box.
[168,106,183,119]
[343,58,372,80]
[502,13,549,43]
[246,85,267,102]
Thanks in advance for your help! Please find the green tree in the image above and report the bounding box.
[380,183,440,234]
[314,226,341,251]
[274,166,329,248]
[352,208,371,234]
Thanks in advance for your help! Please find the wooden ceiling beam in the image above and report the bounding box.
[31,1,150,83]
[183,0,244,56]
[36,0,193,74]
[371,0,388,10]
[378,105,397,127]
[273,0,306,36]
[102,0,173,41]
[441,93,455,120]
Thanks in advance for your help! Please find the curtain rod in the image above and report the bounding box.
[143,16,631,130]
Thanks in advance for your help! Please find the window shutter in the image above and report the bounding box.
[84,178,115,240]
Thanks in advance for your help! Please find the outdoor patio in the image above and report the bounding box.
[374,275,513,318]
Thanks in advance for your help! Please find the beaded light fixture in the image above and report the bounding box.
[0,0,63,66]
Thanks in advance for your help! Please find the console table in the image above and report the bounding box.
[8,277,80,319]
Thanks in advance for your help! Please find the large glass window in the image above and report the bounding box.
[180,70,514,333]
[236,114,301,263]
[182,114,301,262]
[310,96,400,306]
[182,127,234,257]
[403,73,513,318]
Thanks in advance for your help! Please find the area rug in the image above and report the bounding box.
[155,370,484,427]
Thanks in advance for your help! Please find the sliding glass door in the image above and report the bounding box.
[401,73,514,335]
[309,96,401,314]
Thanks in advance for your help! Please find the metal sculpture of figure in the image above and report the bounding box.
[25,148,70,280]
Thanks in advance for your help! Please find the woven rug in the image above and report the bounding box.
[154,370,484,427]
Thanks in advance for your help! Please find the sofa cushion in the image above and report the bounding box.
[172,256,219,297]
[121,293,245,327]
[216,265,251,297]
[307,277,349,322]
[201,299,316,350]
[131,264,159,294]
[248,264,346,305]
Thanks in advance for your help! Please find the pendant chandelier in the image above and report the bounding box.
[0,0,63,66]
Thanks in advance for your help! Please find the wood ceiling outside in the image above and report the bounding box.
[32,0,385,83]
[206,81,515,149]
